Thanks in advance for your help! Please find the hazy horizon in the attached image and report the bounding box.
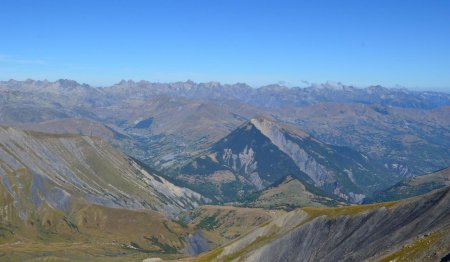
[1,77,450,93]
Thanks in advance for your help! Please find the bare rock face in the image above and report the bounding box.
[220,146,263,190]
[0,125,207,218]
[251,117,336,187]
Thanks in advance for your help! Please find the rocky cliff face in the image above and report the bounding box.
[178,117,396,203]
[250,117,337,188]
[0,125,207,218]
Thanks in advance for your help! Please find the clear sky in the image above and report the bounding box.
[0,0,449,90]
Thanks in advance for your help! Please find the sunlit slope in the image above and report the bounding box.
[0,167,196,261]
[0,125,206,218]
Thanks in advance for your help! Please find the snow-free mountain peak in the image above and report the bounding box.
[178,117,396,203]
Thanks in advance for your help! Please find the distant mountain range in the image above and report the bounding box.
[1,79,448,179]
[1,79,449,175]
[3,79,449,108]
[108,79,450,109]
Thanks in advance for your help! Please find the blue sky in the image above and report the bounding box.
[0,0,449,90]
